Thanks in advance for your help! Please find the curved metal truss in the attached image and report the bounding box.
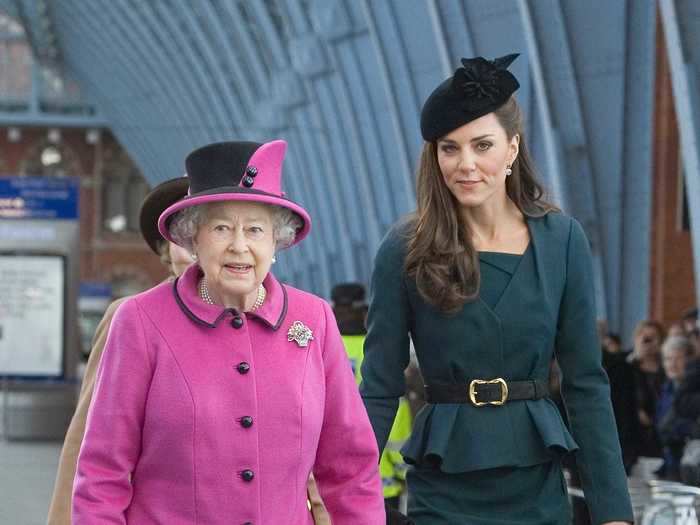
[8,0,678,338]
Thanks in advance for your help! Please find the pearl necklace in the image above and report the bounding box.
[198,277,266,312]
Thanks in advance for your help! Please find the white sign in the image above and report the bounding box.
[0,255,64,376]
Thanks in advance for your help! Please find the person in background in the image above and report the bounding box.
[667,322,686,339]
[679,308,700,356]
[47,177,190,525]
[331,283,367,382]
[331,282,414,524]
[656,336,696,480]
[601,331,639,473]
[690,331,700,358]
[628,320,666,458]
[602,333,624,360]
[682,308,698,337]
[72,140,384,524]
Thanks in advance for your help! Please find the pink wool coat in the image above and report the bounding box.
[73,264,384,524]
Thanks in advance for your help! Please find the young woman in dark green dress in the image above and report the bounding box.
[360,54,633,525]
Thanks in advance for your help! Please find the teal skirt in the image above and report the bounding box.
[407,460,571,524]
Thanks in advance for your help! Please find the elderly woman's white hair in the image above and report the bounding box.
[168,202,303,254]
[661,335,695,359]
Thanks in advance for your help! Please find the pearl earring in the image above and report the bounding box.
[191,252,198,261]
[271,256,277,264]
[505,165,512,177]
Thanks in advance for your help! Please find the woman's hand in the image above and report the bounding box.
[639,409,652,426]
[306,474,331,525]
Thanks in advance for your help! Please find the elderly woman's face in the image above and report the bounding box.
[436,112,519,210]
[668,323,685,338]
[192,201,275,309]
[663,348,688,382]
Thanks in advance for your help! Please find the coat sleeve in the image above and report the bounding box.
[47,298,127,525]
[554,218,633,525]
[72,299,153,524]
[312,301,385,525]
[360,225,412,453]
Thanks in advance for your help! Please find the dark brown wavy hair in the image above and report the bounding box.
[405,97,557,314]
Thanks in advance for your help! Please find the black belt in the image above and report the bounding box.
[425,378,549,406]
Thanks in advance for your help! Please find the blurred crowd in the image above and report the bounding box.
[599,309,700,482]
[543,310,700,524]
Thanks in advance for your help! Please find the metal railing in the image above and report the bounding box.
[567,463,700,525]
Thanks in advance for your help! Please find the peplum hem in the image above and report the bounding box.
[526,398,580,454]
[401,399,579,473]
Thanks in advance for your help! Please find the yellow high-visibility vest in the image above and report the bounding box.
[341,334,412,499]
[379,398,412,498]
[342,334,365,384]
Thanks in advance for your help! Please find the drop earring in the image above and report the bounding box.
[191,252,198,261]
[271,256,277,264]
[505,164,512,177]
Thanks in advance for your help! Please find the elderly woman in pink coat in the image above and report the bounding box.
[72,140,385,524]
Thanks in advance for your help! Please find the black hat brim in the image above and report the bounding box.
[139,178,190,255]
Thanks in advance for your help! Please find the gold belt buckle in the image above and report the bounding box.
[469,378,509,406]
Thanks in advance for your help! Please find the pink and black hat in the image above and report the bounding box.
[158,139,311,248]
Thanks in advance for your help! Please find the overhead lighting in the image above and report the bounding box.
[86,129,101,145]
[7,128,21,142]
[40,146,62,167]
[106,215,127,232]
[47,128,61,143]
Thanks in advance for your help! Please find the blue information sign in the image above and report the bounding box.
[0,176,79,220]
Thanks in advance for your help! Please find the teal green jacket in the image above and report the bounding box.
[360,212,633,525]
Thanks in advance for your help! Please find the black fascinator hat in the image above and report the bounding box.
[420,54,520,142]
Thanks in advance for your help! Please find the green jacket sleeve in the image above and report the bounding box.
[555,218,633,525]
[360,225,412,454]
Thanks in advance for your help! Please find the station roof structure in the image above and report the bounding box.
[1,0,698,339]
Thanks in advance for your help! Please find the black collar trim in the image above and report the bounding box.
[172,276,288,331]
